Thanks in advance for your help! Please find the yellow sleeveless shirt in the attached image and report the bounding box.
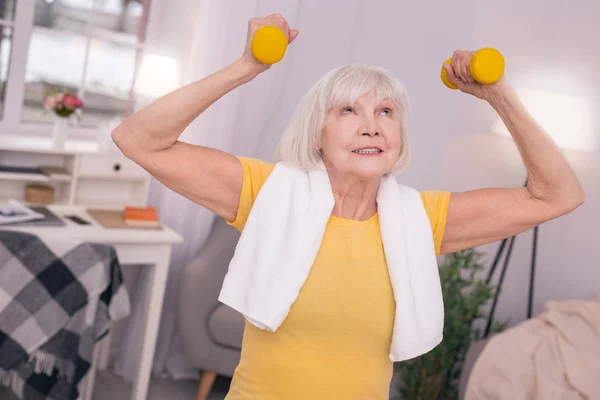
[225,157,451,400]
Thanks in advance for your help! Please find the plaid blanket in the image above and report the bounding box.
[0,230,130,400]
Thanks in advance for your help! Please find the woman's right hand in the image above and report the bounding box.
[240,13,299,73]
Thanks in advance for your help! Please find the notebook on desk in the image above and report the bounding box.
[6,207,66,227]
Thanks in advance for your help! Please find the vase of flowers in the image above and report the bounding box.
[44,90,84,148]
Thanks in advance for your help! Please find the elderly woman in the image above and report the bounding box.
[113,13,584,400]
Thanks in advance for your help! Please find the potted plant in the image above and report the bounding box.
[393,248,508,399]
[44,89,84,148]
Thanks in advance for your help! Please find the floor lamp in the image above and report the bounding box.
[482,86,592,338]
[483,179,538,338]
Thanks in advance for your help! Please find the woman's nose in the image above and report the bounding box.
[361,121,380,136]
[360,114,380,136]
[361,130,380,136]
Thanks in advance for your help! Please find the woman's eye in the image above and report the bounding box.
[380,108,392,116]
[342,106,353,114]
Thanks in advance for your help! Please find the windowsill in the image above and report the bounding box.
[0,122,103,140]
[0,132,122,155]
[0,133,96,153]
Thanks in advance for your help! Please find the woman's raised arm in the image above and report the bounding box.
[112,14,298,221]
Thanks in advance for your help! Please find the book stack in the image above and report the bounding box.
[86,206,162,229]
[124,206,160,228]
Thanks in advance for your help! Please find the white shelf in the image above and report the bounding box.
[0,172,73,182]
[0,172,50,182]
[0,134,150,208]
[0,172,49,181]
[0,196,69,207]
[47,175,73,182]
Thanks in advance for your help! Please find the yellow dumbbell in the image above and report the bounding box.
[441,47,505,89]
[251,26,288,64]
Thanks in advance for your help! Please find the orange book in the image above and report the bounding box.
[124,206,159,227]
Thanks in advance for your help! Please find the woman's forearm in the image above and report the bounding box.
[112,58,263,155]
[487,81,585,209]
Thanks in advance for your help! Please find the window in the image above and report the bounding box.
[2,0,151,135]
[0,1,17,119]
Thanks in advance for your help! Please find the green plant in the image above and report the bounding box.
[394,248,507,400]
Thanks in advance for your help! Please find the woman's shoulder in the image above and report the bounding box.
[418,190,451,255]
[227,157,275,231]
[238,156,275,168]
[239,157,275,174]
[419,191,451,220]
[238,157,275,182]
[237,157,276,196]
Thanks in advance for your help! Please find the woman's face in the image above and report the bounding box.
[320,91,402,180]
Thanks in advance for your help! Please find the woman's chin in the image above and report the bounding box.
[351,161,393,179]
[325,155,395,179]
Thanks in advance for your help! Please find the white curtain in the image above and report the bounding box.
[111,0,307,380]
[111,0,475,380]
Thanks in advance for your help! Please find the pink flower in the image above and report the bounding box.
[63,93,83,110]
[44,95,57,110]
[54,93,64,102]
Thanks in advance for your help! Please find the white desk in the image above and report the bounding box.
[0,205,183,400]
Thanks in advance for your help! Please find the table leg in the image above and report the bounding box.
[96,329,113,371]
[131,245,172,400]
[79,342,101,400]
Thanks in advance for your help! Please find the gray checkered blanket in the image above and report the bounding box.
[0,230,130,400]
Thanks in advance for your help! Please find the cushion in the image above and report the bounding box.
[207,304,245,350]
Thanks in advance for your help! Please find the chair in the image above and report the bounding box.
[177,217,244,400]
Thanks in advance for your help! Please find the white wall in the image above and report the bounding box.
[439,0,600,325]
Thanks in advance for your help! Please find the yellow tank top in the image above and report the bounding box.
[225,157,451,400]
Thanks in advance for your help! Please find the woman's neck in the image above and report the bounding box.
[327,171,380,221]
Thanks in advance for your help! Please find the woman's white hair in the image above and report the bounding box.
[274,64,411,173]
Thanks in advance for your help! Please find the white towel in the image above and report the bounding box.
[218,162,444,362]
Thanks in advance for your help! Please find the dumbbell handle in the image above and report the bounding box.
[441,48,505,89]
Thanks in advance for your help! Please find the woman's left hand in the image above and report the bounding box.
[443,50,508,102]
